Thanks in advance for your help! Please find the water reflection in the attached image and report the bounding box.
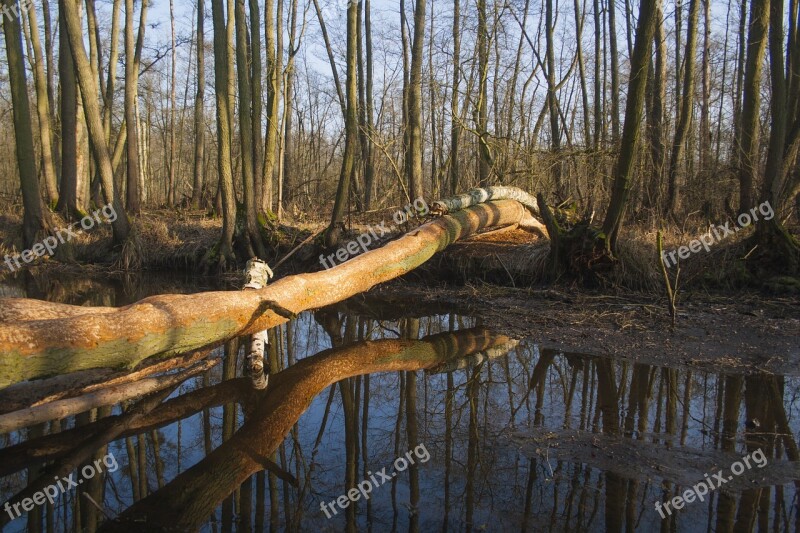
[1,303,799,532]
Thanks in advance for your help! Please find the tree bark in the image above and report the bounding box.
[191,0,206,209]
[408,0,426,200]
[235,0,266,258]
[210,0,237,266]
[602,0,659,251]
[124,0,141,214]
[737,0,770,212]
[61,0,131,243]
[24,1,59,207]
[608,0,621,143]
[666,0,700,214]
[4,0,49,248]
[645,2,666,212]
[325,0,359,247]
[476,0,490,187]
[450,0,461,194]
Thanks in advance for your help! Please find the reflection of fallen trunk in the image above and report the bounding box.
[0,383,182,529]
[509,428,800,491]
[106,327,510,531]
[0,358,219,433]
[0,377,253,477]
[0,200,536,387]
[426,340,519,374]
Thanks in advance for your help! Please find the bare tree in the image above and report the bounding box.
[4,0,49,246]
[210,0,237,265]
[191,0,206,210]
[325,0,359,247]
[60,0,131,243]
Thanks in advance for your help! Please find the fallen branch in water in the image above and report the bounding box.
[0,193,540,387]
[0,357,218,433]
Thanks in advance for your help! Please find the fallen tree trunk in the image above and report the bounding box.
[0,198,537,387]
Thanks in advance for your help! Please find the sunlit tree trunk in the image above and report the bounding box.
[262,0,279,212]
[4,0,49,247]
[23,3,59,207]
[124,0,141,214]
[476,0,490,187]
[407,0,427,199]
[235,0,266,257]
[281,0,300,217]
[249,0,263,216]
[449,0,461,194]
[210,0,237,265]
[61,0,131,242]
[364,0,376,208]
[325,0,359,247]
[168,0,177,206]
[191,0,205,209]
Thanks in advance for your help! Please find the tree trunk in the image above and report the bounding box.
[450,0,461,194]
[281,0,300,217]
[574,0,591,146]
[191,0,206,209]
[210,0,237,265]
[737,0,770,212]
[593,0,603,149]
[476,0,490,187]
[699,0,712,172]
[249,0,264,216]
[364,0,376,208]
[602,0,659,251]
[666,0,700,214]
[262,0,280,213]
[235,0,266,258]
[124,0,141,214]
[545,0,562,195]
[408,0,427,199]
[644,2,666,212]
[167,0,177,206]
[4,0,48,248]
[608,0,620,143]
[325,0,359,247]
[24,2,59,207]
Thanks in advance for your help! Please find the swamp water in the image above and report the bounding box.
[0,274,798,532]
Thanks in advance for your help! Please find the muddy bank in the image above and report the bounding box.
[353,283,800,376]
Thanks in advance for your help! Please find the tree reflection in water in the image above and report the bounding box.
[1,306,799,532]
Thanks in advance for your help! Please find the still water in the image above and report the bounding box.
[0,273,798,532]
